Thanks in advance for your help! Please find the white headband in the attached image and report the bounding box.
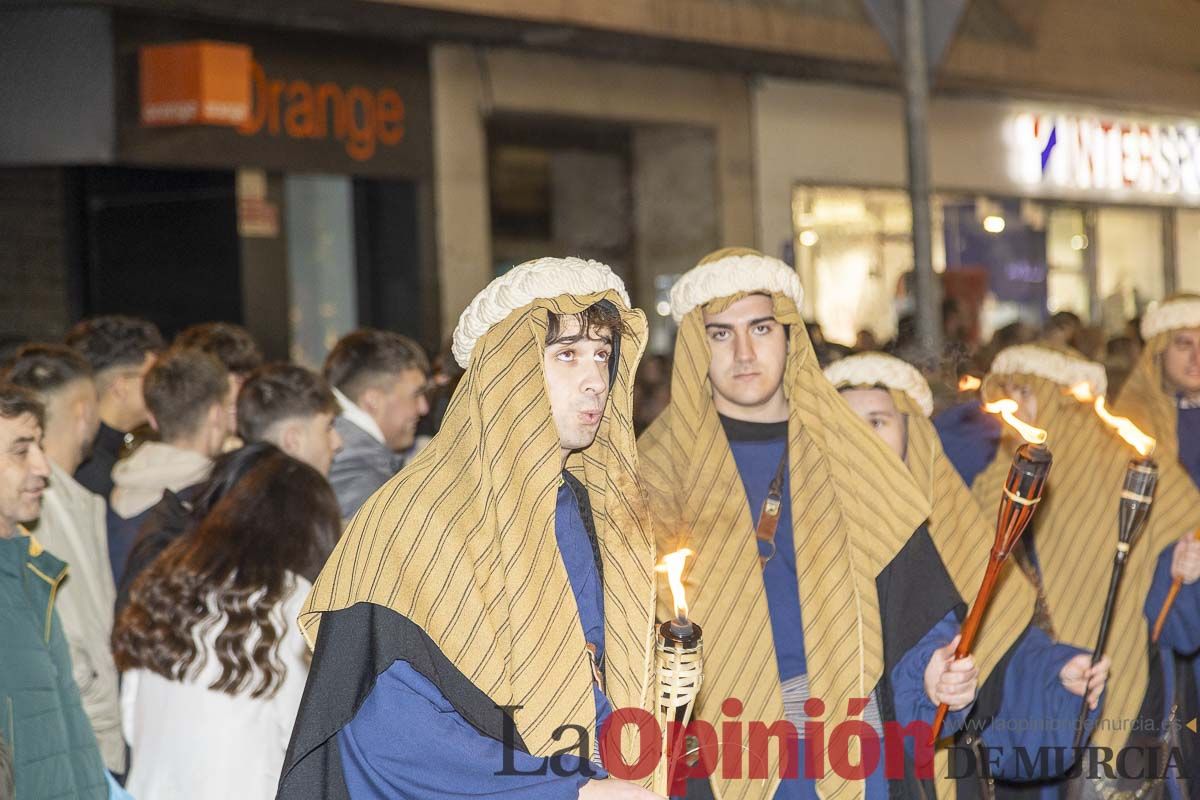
[824,353,934,417]
[989,344,1107,397]
[1141,298,1200,340]
[669,251,804,323]
[451,257,629,369]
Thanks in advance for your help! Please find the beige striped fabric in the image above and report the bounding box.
[830,361,1036,800]
[1115,294,1200,462]
[297,290,657,770]
[891,388,1036,800]
[891,388,1036,687]
[972,346,1200,752]
[638,252,931,800]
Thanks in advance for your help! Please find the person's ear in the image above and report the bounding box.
[146,411,161,433]
[279,420,302,457]
[358,386,383,417]
[111,373,129,403]
[73,396,88,438]
[207,402,225,433]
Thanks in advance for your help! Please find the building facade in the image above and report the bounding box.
[5,0,1200,356]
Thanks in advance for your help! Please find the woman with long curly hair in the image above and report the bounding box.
[113,446,340,800]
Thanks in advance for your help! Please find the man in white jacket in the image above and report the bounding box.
[108,348,232,585]
[4,344,124,776]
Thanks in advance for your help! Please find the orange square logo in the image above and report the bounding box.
[140,41,252,127]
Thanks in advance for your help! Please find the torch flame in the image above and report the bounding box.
[1067,382,1095,403]
[1093,397,1156,457]
[983,399,1048,444]
[654,549,693,623]
[958,375,982,392]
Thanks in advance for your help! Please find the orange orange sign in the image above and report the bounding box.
[236,61,405,162]
[140,41,252,126]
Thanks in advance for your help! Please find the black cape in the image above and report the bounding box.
[277,473,604,799]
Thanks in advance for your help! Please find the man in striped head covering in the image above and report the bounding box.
[1115,293,1200,785]
[278,258,661,799]
[825,352,1108,798]
[639,248,979,800]
[1117,294,1200,489]
[974,343,1200,800]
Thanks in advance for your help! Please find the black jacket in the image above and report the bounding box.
[114,487,195,616]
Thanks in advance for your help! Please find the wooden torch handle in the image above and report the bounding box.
[929,557,1005,742]
[1151,582,1182,644]
[1151,528,1200,644]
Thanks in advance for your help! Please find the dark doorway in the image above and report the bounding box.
[353,178,437,354]
[486,114,635,289]
[79,167,241,340]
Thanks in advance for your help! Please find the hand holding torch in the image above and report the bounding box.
[1073,399,1158,748]
[1150,528,1200,644]
[930,401,1052,742]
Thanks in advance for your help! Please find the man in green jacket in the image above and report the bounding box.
[0,382,107,799]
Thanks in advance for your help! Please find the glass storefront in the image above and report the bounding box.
[792,184,1185,346]
[1178,209,1200,294]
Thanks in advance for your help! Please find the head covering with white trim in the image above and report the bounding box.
[1116,294,1200,463]
[972,343,1200,753]
[639,248,936,800]
[286,257,656,787]
[826,352,1037,799]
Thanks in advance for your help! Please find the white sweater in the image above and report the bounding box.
[31,462,123,772]
[120,574,312,800]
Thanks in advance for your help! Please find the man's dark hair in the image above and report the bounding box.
[4,343,93,396]
[237,363,339,443]
[0,382,45,429]
[323,329,430,401]
[174,322,264,377]
[65,315,164,374]
[545,300,624,347]
[143,348,230,442]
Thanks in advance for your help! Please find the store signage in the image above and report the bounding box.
[139,41,406,162]
[236,61,405,162]
[140,41,252,126]
[1009,111,1200,201]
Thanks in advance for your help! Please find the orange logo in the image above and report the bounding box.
[140,41,406,161]
[236,61,405,162]
[140,41,252,127]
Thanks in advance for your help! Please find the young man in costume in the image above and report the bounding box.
[825,352,1108,797]
[1117,294,1200,488]
[638,248,979,800]
[278,257,661,799]
[1115,292,1200,791]
[974,343,1200,799]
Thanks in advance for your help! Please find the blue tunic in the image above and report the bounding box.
[337,475,609,798]
[1145,541,1200,656]
[933,401,1002,488]
[1172,400,1200,797]
[723,418,968,800]
[979,626,1099,780]
[1177,404,1200,489]
[1146,541,1200,800]
[989,539,1189,800]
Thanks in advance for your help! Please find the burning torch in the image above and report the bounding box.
[1073,397,1158,747]
[930,399,1052,742]
[653,549,703,797]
